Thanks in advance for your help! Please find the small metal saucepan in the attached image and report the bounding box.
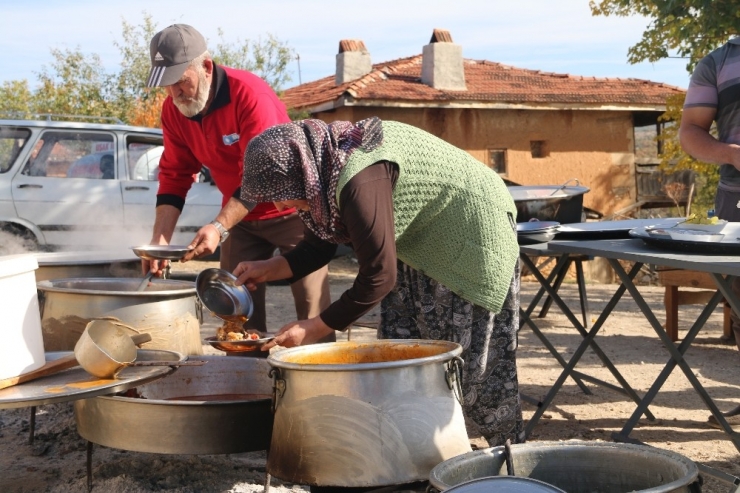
[195,268,254,321]
[74,320,204,379]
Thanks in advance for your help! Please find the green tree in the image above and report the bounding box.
[110,12,164,124]
[0,13,296,126]
[32,48,117,121]
[589,0,740,72]
[0,80,35,119]
[212,29,295,92]
[657,93,719,212]
[591,0,735,212]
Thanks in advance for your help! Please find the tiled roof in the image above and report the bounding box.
[281,54,685,111]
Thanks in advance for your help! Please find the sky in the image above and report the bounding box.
[0,0,693,91]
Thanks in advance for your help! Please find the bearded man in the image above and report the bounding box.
[144,24,332,338]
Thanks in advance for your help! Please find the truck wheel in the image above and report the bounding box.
[0,224,39,254]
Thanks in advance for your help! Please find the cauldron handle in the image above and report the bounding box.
[269,367,285,414]
[549,178,580,196]
[445,356,464,405]
[37,289,46,320]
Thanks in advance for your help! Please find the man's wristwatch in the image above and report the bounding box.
[210,220,230,244]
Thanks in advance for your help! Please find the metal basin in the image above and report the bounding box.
[74,355,273,454]
[508,185,589,224]
[266,340,471,488]
[36,277,202,355]
[429,440,701,493]
[34,251,140,282]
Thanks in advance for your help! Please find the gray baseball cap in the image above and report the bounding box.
[147,24,207,88]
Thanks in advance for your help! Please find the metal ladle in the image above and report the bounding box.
[74,320,204,379]
[549,178,580,196]
[136,271,154,292]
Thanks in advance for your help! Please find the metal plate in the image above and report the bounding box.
[204,336,273,353]
[0,349,182,409]
[630,226,740,254]
[517,231,557,245]
[556,218,684,240]
[131,245,193,261]
[516,221,560,233]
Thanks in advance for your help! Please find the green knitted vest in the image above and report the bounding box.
[337,121,519,314]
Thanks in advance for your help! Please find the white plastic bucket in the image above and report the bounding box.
[0,254,45,380]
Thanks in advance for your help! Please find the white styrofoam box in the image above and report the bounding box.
[0,254,45,380]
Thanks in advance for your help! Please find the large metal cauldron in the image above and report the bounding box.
[36,277,202,355]
[33,251,140,282]
[74,355,273,454]
[429,440,701,493]
[267,339,472,488]
[508,185,590,224]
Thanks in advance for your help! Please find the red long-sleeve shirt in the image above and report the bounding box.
[157,64,293,221]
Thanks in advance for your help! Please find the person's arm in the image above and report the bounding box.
[318,162,398,330]
[282,229,338,281]
[181,197,254,261]
[146,102,203,272]
[679,106,740,170]
[260,162,398,350]
[142,204,182,275]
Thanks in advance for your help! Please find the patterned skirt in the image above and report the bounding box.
[379,260,524,447]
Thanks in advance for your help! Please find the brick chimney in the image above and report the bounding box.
[421,29,466,90]
[335,40,372,85]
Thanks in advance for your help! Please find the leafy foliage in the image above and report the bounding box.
[213,29,295,91]
[0,12,295,127]
[591,0,734,211]
[657,93,719,212]
[589,0,740,72]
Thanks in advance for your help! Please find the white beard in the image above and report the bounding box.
[173,67,210,117]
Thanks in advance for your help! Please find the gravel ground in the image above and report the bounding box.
[1,256,739,492]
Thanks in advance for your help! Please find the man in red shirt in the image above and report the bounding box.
[144,24,331,335]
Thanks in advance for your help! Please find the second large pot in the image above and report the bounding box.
[266,339,472,487]
[508,185,590,224]
[36,277,203,356]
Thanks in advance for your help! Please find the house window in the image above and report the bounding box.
[530,140,549,158]
[488,148,507,174]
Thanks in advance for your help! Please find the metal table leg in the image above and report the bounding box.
[523,258,655,437]
[537,256,591,328]
[614,267,740,452]
[537,257,572,319]
[520,253,590,394]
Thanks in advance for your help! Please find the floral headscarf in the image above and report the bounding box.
[242,117,383,243]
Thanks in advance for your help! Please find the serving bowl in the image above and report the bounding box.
[195,268,254,320]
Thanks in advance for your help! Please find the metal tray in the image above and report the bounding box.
[630,226,740,255]
[556,218,684,240]
[517,231,558,245]
[517,221,560,244]
[0,349,183,410]
[204,335,273,354]
[131,245,193,261]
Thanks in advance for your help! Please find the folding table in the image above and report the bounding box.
[519,242,655,430]
[540,238,740,452]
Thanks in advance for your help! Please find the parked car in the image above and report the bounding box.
[0,118,221,252]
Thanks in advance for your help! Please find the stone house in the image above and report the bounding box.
[280,29,686,218]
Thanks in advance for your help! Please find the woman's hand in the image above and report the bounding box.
[233,256,293,291]
[262,316,335,351]
[232,260,270,291]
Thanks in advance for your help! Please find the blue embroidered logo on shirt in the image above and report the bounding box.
[222,133,240,146]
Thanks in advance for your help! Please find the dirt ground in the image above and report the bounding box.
[1,255,739,492]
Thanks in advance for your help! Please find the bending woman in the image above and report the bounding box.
[235,117,524,446]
